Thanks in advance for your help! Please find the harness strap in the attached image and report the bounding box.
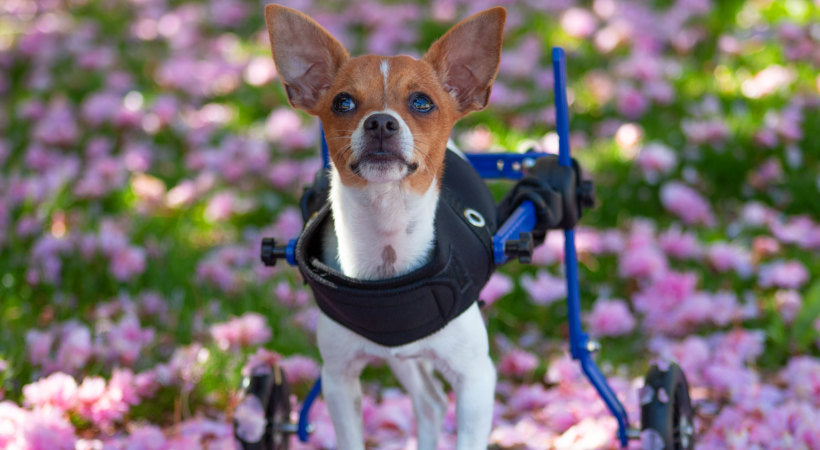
[294,150,497,347]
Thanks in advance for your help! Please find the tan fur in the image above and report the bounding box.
[314,55,457,194]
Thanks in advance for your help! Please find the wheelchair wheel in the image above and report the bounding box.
[236,366,291,450]
[640,362,695,450]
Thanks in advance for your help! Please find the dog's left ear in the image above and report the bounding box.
[265,4,349,112]
[424,7,506,115]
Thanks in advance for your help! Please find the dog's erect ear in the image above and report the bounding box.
[265,4,349,112]
[424,7,506,114]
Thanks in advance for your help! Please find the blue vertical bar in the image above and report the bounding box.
[553,47,572,169]
[298,377,322,442]
[320,124,330,169]
[553,47,629,448]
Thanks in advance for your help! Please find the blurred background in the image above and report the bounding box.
[0,0,819,448]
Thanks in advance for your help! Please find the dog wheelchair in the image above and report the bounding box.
[236,48,695,450]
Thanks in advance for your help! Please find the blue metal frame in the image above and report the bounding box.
[553,46,629,448]
[285,46,631,448]
[297,378,322,442]
[464,153,540,179]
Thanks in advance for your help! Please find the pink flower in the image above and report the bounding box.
[175,417,235,446]
[748,157,784,190]
[752,236,781,259]
[210,313,272,351]
[273,207,303,239]
[774,290,802,323]
[120,424,166,449]
[545,355,584,385]
[740,201,778,227]
[458,125,493,151]
[109,245,146,282]
[561,8,597,38]
[265,108,314,152]
[267,159,302,190]
[771,215,820,250]
[75,376,106,415]
[165,179,197,208]
[280,355,320,384]
[205,191,238,222]
[706,242,753,277]
[96,313,155,366]
[681,118,729,145]
[585,298,636,337]
[22,372,78,412]
[531,233,564,265]
[243,348,282,377]
[33,98,78,146]
[658,225,701,259]
[616,85,649,119]
[520,270,566,306]
[660,181,715,226]
[81,91,121,126]
[758,259,809,289]
[631,270,700,335]
[369,389,414,434]
[15,406,77,449]
[479,273,513,307]
[508,384,550,411]
[636,142,677,183]
[779,356,820,406]
[74,371,139,428]
[26,329,56,368]
[499,36,542,80]
[741,65,795,99]
[498,349,539,378]
[618,243,668,279]
[54,322,93,373]
[82,155,127,195]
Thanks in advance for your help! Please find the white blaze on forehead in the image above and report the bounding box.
[380,59,389,102]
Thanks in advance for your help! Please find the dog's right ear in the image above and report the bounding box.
[265,4,349,112]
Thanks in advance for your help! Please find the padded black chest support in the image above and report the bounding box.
[294,150,497,347]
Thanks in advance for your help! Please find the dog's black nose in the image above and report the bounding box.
[365,113,398,138]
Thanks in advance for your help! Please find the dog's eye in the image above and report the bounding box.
[409,93,435,113]
[332,93,356,113]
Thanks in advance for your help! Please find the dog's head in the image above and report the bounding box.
[265,5,505,193]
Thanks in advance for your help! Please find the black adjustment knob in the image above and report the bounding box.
[261,237,287,267]
[504,232,535,264]
[578,180,595,210]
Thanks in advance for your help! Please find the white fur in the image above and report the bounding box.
[322,146,496,449]
[380,59,390,101]
[329,169,438,279]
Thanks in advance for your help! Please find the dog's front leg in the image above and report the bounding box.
[317,313,370,449]
[321,359,368,450]
[434,305,497,450]
[451,354,496,450]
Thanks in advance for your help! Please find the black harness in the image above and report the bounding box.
[294,150,498,347]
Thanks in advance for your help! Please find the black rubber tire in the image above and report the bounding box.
[640,362,695,450]
[236,367,291,450]
[267,367,291,450]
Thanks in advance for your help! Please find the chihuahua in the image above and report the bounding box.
[265,5,505,449]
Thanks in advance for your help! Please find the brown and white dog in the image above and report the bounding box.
[264,5,505,449]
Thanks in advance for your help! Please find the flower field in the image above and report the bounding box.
[1,0,819,448]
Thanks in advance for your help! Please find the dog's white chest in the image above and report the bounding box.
[329,171,439,280]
